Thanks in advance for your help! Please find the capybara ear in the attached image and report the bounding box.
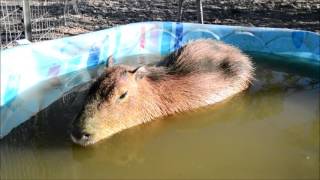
[106,55,113,67]
[130,66,148,80]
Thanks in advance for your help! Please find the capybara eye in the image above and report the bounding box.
[119,91,128,100]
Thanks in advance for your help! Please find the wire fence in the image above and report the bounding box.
[1,0,318,49]
[1,0,23,48]
[0,0,81,49]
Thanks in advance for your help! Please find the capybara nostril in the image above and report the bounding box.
[71,128,91,141]
[82,133,91,140]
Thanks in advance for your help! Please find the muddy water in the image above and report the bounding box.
[0,55,319,179]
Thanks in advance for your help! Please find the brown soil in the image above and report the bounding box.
[67,0,320,33]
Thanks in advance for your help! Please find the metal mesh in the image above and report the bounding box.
[0,0,24,48]
[31,0,71,42]
[0,0,78,49]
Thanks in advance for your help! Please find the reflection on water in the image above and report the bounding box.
[0,56,319,179]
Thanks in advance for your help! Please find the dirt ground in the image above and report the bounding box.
[65,0,320,34]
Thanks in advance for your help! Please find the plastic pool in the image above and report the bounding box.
[1,21,319,138]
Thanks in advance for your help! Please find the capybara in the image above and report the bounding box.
[71,39,254,146]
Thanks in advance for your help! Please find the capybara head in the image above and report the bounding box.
[71,59,149,146]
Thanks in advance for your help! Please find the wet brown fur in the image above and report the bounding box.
[71,39,254,146]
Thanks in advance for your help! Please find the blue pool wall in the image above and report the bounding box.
[1,22,319,138]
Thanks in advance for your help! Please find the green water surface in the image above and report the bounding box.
[1,55,319,179]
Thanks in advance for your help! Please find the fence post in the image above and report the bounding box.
[177,0,183,22]
[23,0,32,41]
[196,0,203,24]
